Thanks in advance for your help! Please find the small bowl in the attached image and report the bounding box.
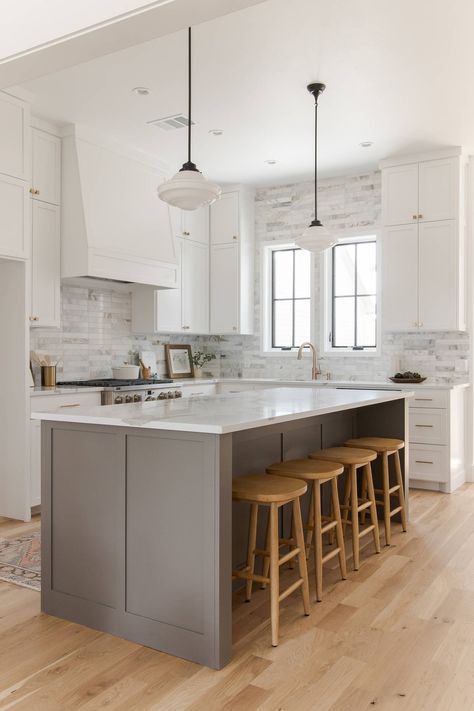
[389,376,427,384]
[112,365,140,380]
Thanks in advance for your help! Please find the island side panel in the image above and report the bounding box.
[41,422,232,670]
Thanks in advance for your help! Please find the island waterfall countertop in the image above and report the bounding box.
[32,386,413,434]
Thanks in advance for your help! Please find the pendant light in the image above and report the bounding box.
[158,27,221,211]
[295,82,335,252]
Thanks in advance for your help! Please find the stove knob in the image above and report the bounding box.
[114,396,123,404]
[145,395,155,401]
[176,391,183,398]
[158,392,167,400]
[133,394,142,402]
[125,395,133,403]
[167,391,174,398]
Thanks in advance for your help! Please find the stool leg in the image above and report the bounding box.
[342,467,351,536]
[305,482,315,559]
[292,497,310,616]
[382,452,391,546]
[360,471,368,525]
[331,477,347,581]
[288,508,296,570]
[269,502,280,647]
[350,464,360,571]
[261,513,271,589]
[245,503,258,601]
[313,480,323,602]
[394,450,408,532]
[365,463,381,554]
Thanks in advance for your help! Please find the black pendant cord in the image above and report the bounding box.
[314,96,318,223]
[180,26,198,172]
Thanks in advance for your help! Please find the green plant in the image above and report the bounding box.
[192,351,216,369]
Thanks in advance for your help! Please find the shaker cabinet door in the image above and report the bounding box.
[382,163,418,226]
[31,202,61,328]
[182,240,209,333]
[418,158,458,223]
[210,243,239,333]
[0,173,29,259]
[32,129,61,205]
[210,191,239,244]
[418,220,459,330]
[382,224,419,330]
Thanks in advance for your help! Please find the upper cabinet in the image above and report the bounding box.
[0,174,30,260]
[210,191,240,244]
[30,201,61,328]
[209,187,255,334]
[381,149,465,332]
[0,91,30,181]
[170,205,209,245]
[382,155,459,226]
[31,128,61,205]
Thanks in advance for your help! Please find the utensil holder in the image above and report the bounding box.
[41,365,56,387]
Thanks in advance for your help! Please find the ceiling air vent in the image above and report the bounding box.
[147,114,195,131]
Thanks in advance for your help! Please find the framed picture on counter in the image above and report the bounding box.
[165,344,194,379]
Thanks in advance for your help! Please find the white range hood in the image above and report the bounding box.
[61,126,178,288]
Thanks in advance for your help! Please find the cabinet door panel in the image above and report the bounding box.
[156,240,182,332]
[31,202,60,327]
[419,158,458,222]
[0,93,29,180]
[30,420,41,507]
[382,224,418,330]
[418,220,458,330]
[32,129,61,205]
[0,173,29,259]
[382,164,418,225]
[182,240,209,333]
[182,206,209,245]
[210,244,239,333]
[210,191,239,244]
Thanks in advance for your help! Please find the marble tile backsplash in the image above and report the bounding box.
[30,171,470,383]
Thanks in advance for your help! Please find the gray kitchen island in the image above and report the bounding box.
[33,386,411,669]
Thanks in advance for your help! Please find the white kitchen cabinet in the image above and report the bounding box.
[382,224,419,331]
[170,205,209,245]
[132,237,209,334]
[180,383,217,397]
[0,91,30,181]
[209,186,254,334]
[0,173,30,260]
[29,420,41,507]
[381,149,465,332]
[382,155,459,226]
[30,202,61,328]
[210,243,240,333]
[210,190,239,244]
[31,128,61,205]
[382,163,418,226]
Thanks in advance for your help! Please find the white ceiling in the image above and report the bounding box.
[19,0,474,186]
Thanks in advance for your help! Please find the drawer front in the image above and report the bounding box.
[181,384,217,398]
[409,408,448,444]
[31,392,102,412]
[409,390,448,409]
[409,445,448,483]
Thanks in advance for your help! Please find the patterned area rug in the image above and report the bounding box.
[0,531,41,591]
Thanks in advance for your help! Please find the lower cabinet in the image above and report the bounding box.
[30,201,60,328]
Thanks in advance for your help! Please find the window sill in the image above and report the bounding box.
[260,349,300,357]
[323,348,380,358]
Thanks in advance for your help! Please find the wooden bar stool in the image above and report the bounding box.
[309,447,381,571]
[344,437,407,546]
[232,474,310,647]
[266,459,347,602]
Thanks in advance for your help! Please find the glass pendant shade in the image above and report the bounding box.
[158,169,221,210]
[295,220,335,252]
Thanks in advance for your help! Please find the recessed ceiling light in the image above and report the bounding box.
[264,159,277,165]
[209,129,224,136]
[132,86,150,96]
[360,141,374,148]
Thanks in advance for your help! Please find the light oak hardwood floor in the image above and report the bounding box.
[0,486,473,710]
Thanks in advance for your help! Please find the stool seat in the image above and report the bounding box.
[344,437,404,454]
[310,446,377,465]
[267,459,344,481]
[232,474,307,504]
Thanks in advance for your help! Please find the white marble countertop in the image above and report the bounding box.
[31,386,412,434]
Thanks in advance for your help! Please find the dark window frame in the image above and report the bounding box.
[271,247,311,349]
[331,239,377,350]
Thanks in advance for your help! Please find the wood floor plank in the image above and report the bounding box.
[0,487,473,710]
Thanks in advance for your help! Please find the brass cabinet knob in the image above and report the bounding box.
[29,316,39,322]
[418,214,423,219]
[35,189,40,195]
[183,231,190,236]
[233,235,238,240]
[232,326,237,331]
[412,215,418,220]
[29,187,35,194]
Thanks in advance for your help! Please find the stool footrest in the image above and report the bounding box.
[374,485,401,496]
[278,548,301,567]
[279,578,303,603]
[357,500,373,512]
[389,505,403,517]
[358,524,376,539]
[322,547,342,564]
[321,520,338,534]
[233,568,270,585]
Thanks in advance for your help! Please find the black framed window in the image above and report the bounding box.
[331,240,377,349]
[271,247,311,349]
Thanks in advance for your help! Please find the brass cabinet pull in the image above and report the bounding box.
[59,403,81,408]
[415,424,433,427]
[29,316,39,321]
[415,459,434,464]
[414,397,433,401]
[183,231,190,236]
